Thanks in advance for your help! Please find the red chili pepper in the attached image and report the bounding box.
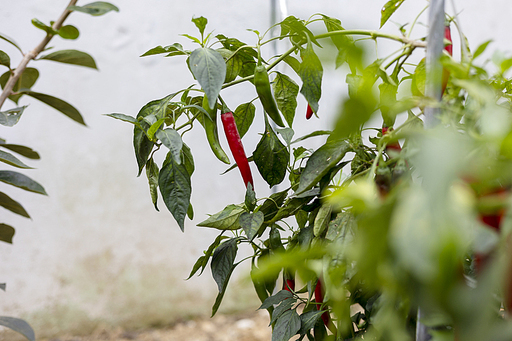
[220,109,254,189]
[314,279,330,326]
[441,24,453,94]
[306,103,314,120]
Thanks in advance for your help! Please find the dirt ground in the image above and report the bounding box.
[34,310,271,341]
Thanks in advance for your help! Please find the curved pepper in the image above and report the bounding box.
[220,108,254,188]
[306,103,314,120]
[202,95,230,164]
[254,64,285,127]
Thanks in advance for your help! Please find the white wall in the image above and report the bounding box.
[0,0,510,337]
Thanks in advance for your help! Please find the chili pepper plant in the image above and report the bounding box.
[111,3,512,341]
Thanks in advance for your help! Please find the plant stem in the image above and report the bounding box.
[0,0,78,110]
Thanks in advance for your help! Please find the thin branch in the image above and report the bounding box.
[0,0,78,110]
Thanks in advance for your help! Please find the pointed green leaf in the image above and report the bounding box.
[296,139,349,194]
[283,56,300,75]
[140,43,187,57]
[280,16,321,47]
[188,48,226,109]
[0,192,29,218]
[68,2,119,16]
[0,68,39,104]
[105,113,139,125]
[0,171,46,195]
[0,51,10,69]
[192,16,208,36]
[299,43,323,113]
[0,144,39,160]
[182,143,195,176]
[299,310,325,335]
[473,40,492,60]
[290,130,331,144]
[197,204,244,230]
[0,106,26,127]
[39,49,97,69]
[321,15,351,51]
[217,48,242,83]
[187,234,228,280]
[239,211,264,241]
[211,262,239,317]
[380,0,406,28]
[244,182,256,212]
[145,158,159,211]
[259,290,293,310]
[313,203,332,237]
[272,309,301,341]
[211,238,238,292]
[0,150,33,169]
[58,25,80,40]
[22,91,85,125]
[0,316,35,341]
[155,128,183,165]
[253,122,289,188]
[31,19,55,34]
[270,298,296,325]
[0,224,15,244]
[233,102,255,138]
[133,101,158,176]
[158,152,191,231]
[0,33,23,54]
[273,72,299,127]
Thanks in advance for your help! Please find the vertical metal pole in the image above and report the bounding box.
[417,1,445,340]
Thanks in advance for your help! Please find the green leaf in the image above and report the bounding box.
[182,143,195,176]
[155,128,183,165]
[188,48,226,109]
[58,25,80,40]
[280,16,321,47]
[272,309,301,341]
[187,234,228,280]
[273,72,299,127]
[22,91,85,125]
[145,158,159,211]
[0,316,35,341]
[259,290,293,310]
[283,56,300,75]
[0,106,26,127]
[0,171,46,195]
[158,152,191,231]
[380,0,406,28]
[0,150,33,169]
[290,130,331,144]
[211,261,239,317]
[473,40,492,60]
[133,101,158,176]
[197,204,245,230]
[0,51,10,69]
[0,143,39,159]
[321,15,351,51]
[276,127,294,146]
[140,43,187,57]
[39,49,97,69]
[244,182,256,211]
[211,238,238,292]
[68,2,119,16]
[270,297,296,325]
[239,211,264,241]
[217,48,242,83]
[0,68,40,104]
[233,102,255,138]
[0,33,23,54]
[192,16,208,36]
[299,310,325,335]
[299,42,323,113]
[313,203,332,237]
[0,224,15,244]
[105,113,139,125]
[253,122,289,188]
[31,19,55,34]
[296,139,349,194]
[0,192,29,218]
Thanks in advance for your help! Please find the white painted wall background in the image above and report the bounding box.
[0,0,510,336]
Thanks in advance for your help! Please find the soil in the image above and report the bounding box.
[37,311,272,341]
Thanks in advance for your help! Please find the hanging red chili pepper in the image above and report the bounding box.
[314,278,331,327]
[220,107,254,189]
[306,103,314,120]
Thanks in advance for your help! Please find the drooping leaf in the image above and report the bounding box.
[0,143,39,159]
[22,91,85,125]
[0,171,46,195]
[211,261,239,317]
[39,49,97,69]
[133,101,159,176]
[299,42,323,113]
[188,48,226,109]
[0,51,10,69]
[296,139,349,194]
[145,158,159,211]
[233,102,255,138]
[181,143,195,176]
[0,106,26,127]
[321,15,352,51]
[0,33,23,54]
[187,234,228,279]
[0,224,15,244]
[299,310,325,335]
[58,25,80,40]
[254,121,289,188]
[313,203,332,237]
[0,316,35,341]
[155,128,183,165]
[270,297,297,325]
[273,72,299,127]
[380,0,406,28]
[0,150,33,169]
[197,204,245,230]
[0,192,29,218]
[140,43,187,57]
[244,182,256,212]
[283,56,300,75]
[68,2,119,16]
[158,152,191,231]
[211,238,238,292]
[239,211,264,241]
[272,309,301,341]
[259,290,293,310]
[105,113,139,125]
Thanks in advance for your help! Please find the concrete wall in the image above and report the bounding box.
[0,0,510,337]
